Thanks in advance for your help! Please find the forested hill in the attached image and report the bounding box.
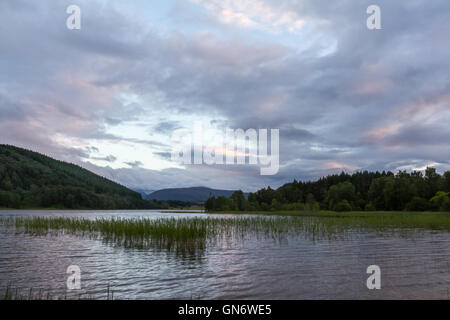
[0,144,163,209]
[206,169,450,212]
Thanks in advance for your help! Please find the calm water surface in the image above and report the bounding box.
[0,210,448,299]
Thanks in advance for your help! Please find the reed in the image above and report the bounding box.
[0,283,114,300]
[0,212,448,255]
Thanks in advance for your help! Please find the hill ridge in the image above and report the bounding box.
[0,144,161,209]
[147,186,249,202]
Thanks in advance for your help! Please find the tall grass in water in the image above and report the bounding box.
[0,283,115,300]
[0,213,448,255]
[1,216,210,256]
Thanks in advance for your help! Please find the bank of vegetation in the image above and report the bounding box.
[205,169,450,213]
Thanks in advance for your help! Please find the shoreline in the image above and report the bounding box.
[168,210,450,217]
[2,208,449,217]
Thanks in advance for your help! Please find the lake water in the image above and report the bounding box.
[0,210,449,299]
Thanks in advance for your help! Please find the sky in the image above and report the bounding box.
[0,0,449,192]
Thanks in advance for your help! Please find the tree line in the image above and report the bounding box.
[205,168,450,212]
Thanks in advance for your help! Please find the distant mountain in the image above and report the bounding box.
[0,144,164,209]
[133,188,155,198]
[146,187,249,202]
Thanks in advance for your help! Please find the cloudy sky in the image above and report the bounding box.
[1,0,449,192]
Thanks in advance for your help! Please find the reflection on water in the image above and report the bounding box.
[0,210,449,299]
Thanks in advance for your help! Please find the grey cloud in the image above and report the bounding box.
[0,96,29,121]
[125,161,143,168]
[281,127,316,142]
[91,155,117,163]
[82,162,283,192]
[153,121,182,135]
[382,125,450,147]
[0,0,449,191]
[153,152,172,160]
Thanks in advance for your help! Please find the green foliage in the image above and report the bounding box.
[326,181,355,210]
[281,202,305,211]
[0,190,20,208]
[430,191,450,212]
[382,175,415,210]
[425,167,441,199]
[206,167,449,213]
[405,197,430,211]
[333,200,352,212]
[0,145,164,209]
[305,193,320,211]
[231,190,246,211]
[368,177,392,210]
[271,199,281,211]
[444,171,450,192]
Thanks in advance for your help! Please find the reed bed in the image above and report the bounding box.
[0,283,114,300]
[0,213,448,255]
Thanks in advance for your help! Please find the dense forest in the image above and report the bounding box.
[205,169,450,212]
[0,145,167,209]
